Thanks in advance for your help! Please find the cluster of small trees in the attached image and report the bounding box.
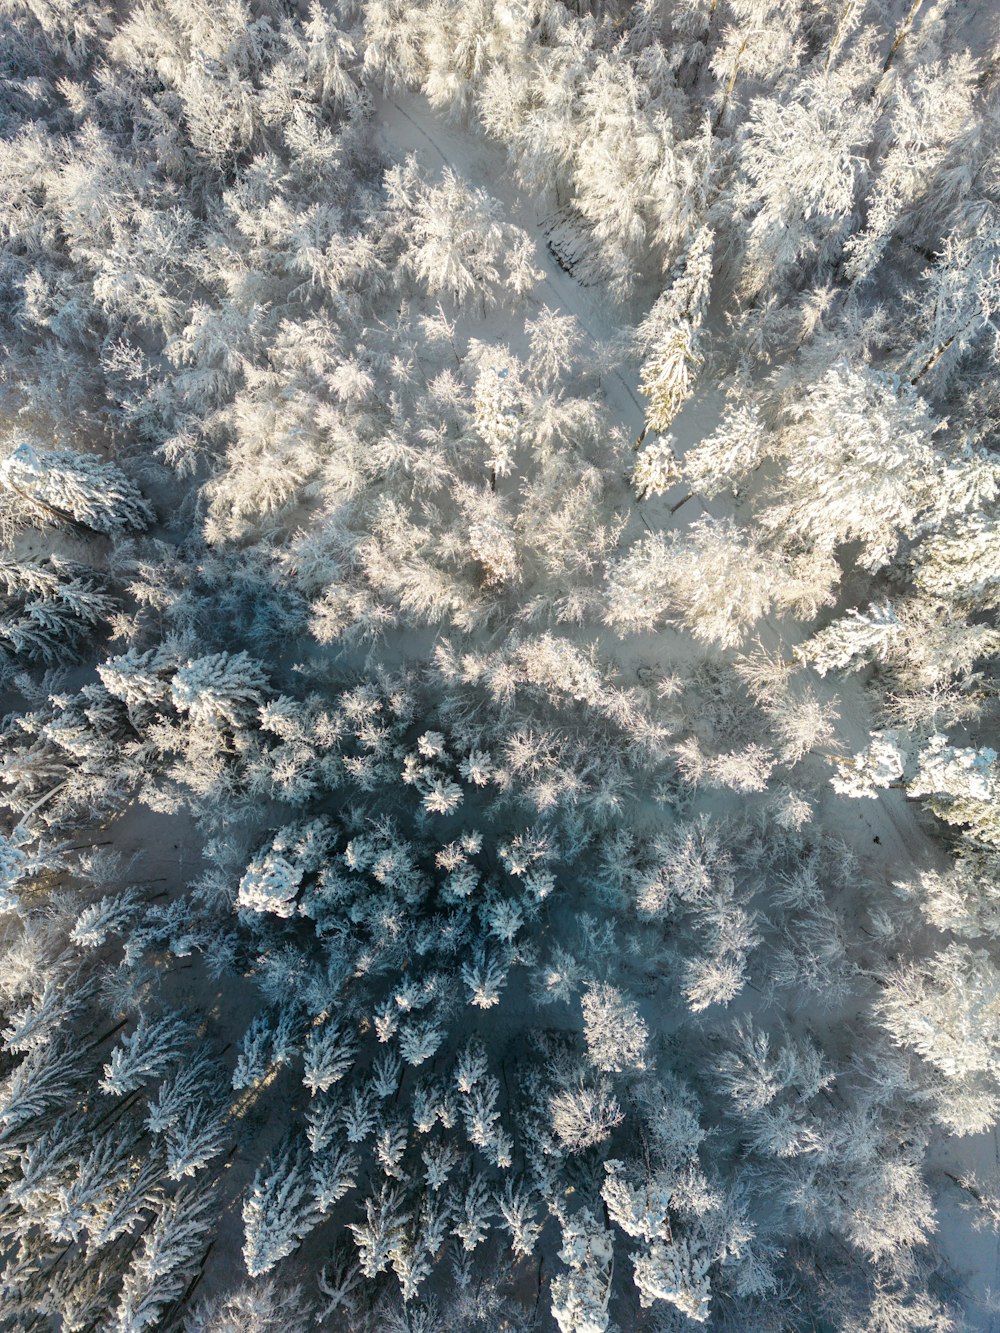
[0,640,775,1327]
[0,882,228,1330]
[0,628,976,1326]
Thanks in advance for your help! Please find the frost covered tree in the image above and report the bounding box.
[386,156,541,307]
[761,362,945,571]
[1,0,997,1326]
[732,68,875,298]
[795,602,903,676]
[0,441,153,534]
[185,1280,315,1333]
[581,983,649,1073]
[171,652,269,728]
[242,1137,319,1277]
[877,943,1000,1087]
[605,515,835,645]
[550,1210,614,1333]
[797,595,1000,711]
[100,1011,190,1097]
[633,1235,712,1321]
[0,556,114,674]
[471,356,521,484]
[237,819,334,918]
[908,210,1000,387]
[681,397,765,499]
[550,1076,624,1152]
[708,0,808,132]
[909,735,1000,848]
[635,226,715,446]
[829,731,907,799]
[347,1184,410,1279]
[631,433,684,503]
[898,850,1000,941]
[0,893,226,1327]
[112,1185,216,1333]
[845,53,978,283]
[835,730,1000,848]
[914,515,1000,608]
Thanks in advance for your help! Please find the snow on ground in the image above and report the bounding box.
[377,87,1000,1323]
[376,88,939,882]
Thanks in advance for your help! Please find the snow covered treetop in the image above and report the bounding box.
[0,442,153,535]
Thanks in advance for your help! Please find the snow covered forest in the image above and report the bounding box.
[4,0,1000,1327]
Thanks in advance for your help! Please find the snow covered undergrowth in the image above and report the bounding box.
[2,2,1000,1331]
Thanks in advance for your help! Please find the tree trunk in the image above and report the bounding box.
[883,0,926,75]
[910,334,955,385]
[826,0,859,71]
[0,476,91,533]
[714,37,749,131]
[14,779,68,830]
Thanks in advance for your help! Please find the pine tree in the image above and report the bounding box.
[682,398,764,499]
[100,1012,189,1097]
[450,1172,495,1252]
[631,434,683,502]
[302,1020,357,1095]
[908,735,1000,847]
[762,361,942,572]
[0,442,153,534]
[311,1144,359,1213]
[112,1185,215,1333]
[581,984,649,1073]
[632,1234,712,1321]
[635,226,714,445]
[908,210,1000,387]
[0,556,115,672]
[844,53,978,283]
[170,651,268,728]
[733,68,875,299]
[242,1137,319,1277]
[795,602,902,675]
[497,1177,542,1258]
[550,1209,614,1333]
[914,515,1000,608]
[348,1184,411,1278]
